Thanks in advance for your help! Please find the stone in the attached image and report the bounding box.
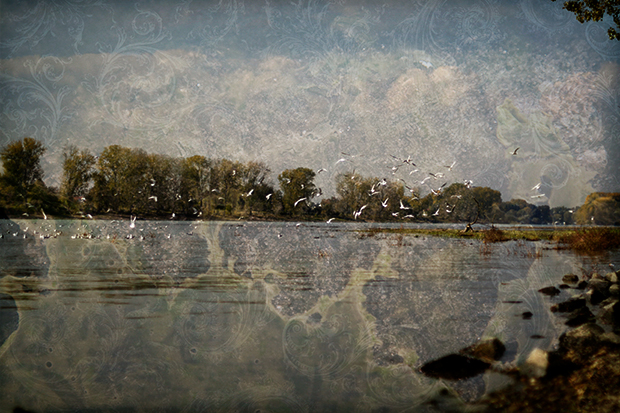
[562,274,579,284]
[586,278,611,305]
[538,286,561,296]
[551,297,586,313]
[591,273,603,280]
[605,272,619,283]
[522,311,533,320]
[521,348,548,378]
[459,337,506,362]
[610,284,620,296]
[565,307,594,327]
[597,301,620,327]
[558,323,604,354]
[576,280,588,290]
[420,353,490,381]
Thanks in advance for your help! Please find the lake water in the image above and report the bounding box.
[1,219,618,412]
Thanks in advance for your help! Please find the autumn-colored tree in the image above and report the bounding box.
[553,0,620,40]
[61,145,96,209]
[279,167,317,215]
[0,137,46,197]
[574,192,620,225]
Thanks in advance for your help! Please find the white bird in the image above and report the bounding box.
[266,193,272,200]
[327,218,336,223]
[392,212,399,217]
[432,207,440,216]
[512,147,520,155]
[381,198,389,208]
[244,189,254,197]
[353,204,367,219]
[294,197,307,207]
[130,215,137,229]
[317,168,327,174]
[420,177,431,185]
[531,194,545,199]
[148,195,158,202]
[531,183,541,191]
[399,200,411,210]
[41,209,47,220]
[409,169,419,175]
[445,161,457,171]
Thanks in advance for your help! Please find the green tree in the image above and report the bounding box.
[552,0,620,40]
[0,137,46,197]
[90,145,133,213]
[279,167,317,215]
[61,145,96,208]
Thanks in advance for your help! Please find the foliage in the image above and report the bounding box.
[279,167,317,215]
[61,145,96,211]
[553,0,620,40]
[573,192,620,225]
[556,227,620,253]
[0,137,46,197]
[0,137,65,216]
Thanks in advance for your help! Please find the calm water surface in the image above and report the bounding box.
[1,219,618,412]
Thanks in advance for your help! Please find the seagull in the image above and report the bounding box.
[445,161,457,171]
[531,194,545,199]
[266,193,272,200]
[294,197,307,207]
[392,212,399,217]
[531,183,541,191]
[148,195,158,202]
[512,147,520,155]
[353,205,367,219]
[317,168,327,174]
[381,198,389,208]
[432,207,440,216]
[399,200,411,210]
[420,176,431,185]
[243,189,254,197]
[327,218,336,223]
[41,209,47,220]
[130,215,137,229]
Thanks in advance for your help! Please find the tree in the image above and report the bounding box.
[552,0,620,40]
[0,137,46,197]
[61,145,96,205]
[279,167,318,215]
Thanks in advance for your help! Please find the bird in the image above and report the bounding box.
[420,177,431,185]
[266,193,273,200]
[317,168,327,174]
[512,147,520,155]
[327,218,336,223]
[399,200,411,210]
[432,207,440,216]
[41,209,47,220]
[353,205,367,219]
[531,183,541,191]
[445,161,456,171]
[381,198,389,208]
[294,197,307,207]
[148,195,158,202]
[130,215,137,229]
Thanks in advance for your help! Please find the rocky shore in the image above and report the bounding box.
[419,269,620,412]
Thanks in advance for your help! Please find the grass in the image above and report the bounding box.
[358,226,620,254]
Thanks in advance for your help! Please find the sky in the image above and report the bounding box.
[1,0,619,207]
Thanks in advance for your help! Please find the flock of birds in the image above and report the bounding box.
[1,146,556,239]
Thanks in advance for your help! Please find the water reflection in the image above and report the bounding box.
[1,219,617,412]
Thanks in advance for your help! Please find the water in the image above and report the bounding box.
[1,219,617,412]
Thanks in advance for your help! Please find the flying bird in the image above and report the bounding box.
[512,147,520,155]
[294,197,307,207]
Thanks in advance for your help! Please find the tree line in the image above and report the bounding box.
[1,137,618,225]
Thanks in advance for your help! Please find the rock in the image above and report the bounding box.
[551,297,586,313]
[586,278,611,305]
[558,284,571,289]
[562,274,580,284]
[600,332,620,346]
[420,353,490,381]
[521,348,548,378]
[459,337,506,362]
[591,273,604,280]
[565,307,595,327]
[576,280,588,290]
[597,301,620,327]
[610,284,620,296]
[538,286,561,296]
[605,272,619,283]
[522,311,533,320]
[558,323,604,353]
